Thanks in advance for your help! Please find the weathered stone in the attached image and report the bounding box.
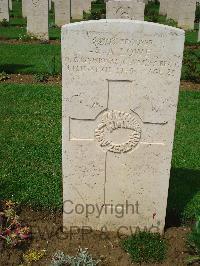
[177,0,196,30]
[9,0,12,10]
[22,0,28,17]
[54,0,70,27]
[166,0,179,21]
[27,0,49,41]
[106,0,145,20]
[0,0,9,22]
[62,20,185,234]
[71,0,91,19]
[159,0,167,16]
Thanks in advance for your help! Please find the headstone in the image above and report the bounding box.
[71,0,91,19]
[166,0,179,21]
[22,0,28,17]
[0,0,9,21]
[159,0,167,16]
[177,0,196,30]
[9,0,12,10]
[62,20,185,234]
[54,0,70,27]
[27,0,49,41]
[106,0,145,20]
[49,0,51,10]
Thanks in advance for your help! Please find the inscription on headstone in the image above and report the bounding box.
[106,0,145,20]
[62,20,185,234]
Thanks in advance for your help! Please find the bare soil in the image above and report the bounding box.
[0,208,192,266]
[0,38,61,45]
[1,74,62,85]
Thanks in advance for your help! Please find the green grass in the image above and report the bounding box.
[185,31,199,45]
[0,26,61,40]
[0,43,61,74]
[0,84,199,222]
[0,83,61,209]
[122,232,167,263]
[182,49,200,82]
[167,91,200,223]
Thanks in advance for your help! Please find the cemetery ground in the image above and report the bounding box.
[0,1,200,266]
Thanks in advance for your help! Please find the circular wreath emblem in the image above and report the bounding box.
[95,110,141,153]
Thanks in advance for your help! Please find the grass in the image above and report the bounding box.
[0,26,61,40]
[167,91,200,223]
[0,43,61,74]
[0,84,199,223]
[0,83,61,209]
[122,231,167,263]
[182,49,200,82]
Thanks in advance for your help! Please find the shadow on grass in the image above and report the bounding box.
[166,167,200,228]
[0,64,34,73]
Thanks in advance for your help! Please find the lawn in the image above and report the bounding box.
[0,83,199,224]
[0,43,61,74]
[0,83,62,209]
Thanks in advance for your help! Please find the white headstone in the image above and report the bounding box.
[22,0,28,17]
[54,0,70,27]
[71,0,91,19]
[159,0,167,16]
[27,0,49,41]
[166,0,179,21]
[106,0,145,20]
[0,0,9,21]
[62,20,185,234]
[177,0,196,30]
[9,0,12,10]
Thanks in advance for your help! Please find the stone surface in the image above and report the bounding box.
[166,0,179,21]
[62,20,184,234]
[54,0,70,27]
[9,0,12,10]
[166,0,196,30]
[177,0,196,30]
[106,0,145,20]
[49,0,51,10]
[22,0,28,17]
[27,0,49,41]
[71,0,91,19]
[0,0,9,21]
[159,0,167,16]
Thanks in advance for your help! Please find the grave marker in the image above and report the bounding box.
[27,0,49,41]
[0,0,9,22]
[62,20,185,234]
[54,0,70,27]
[106,0,145,20]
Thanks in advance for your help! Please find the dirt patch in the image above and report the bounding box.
[1,74,62,86]
[180,81,200,91]
[0,38,61,45]
[0,208,192,266]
